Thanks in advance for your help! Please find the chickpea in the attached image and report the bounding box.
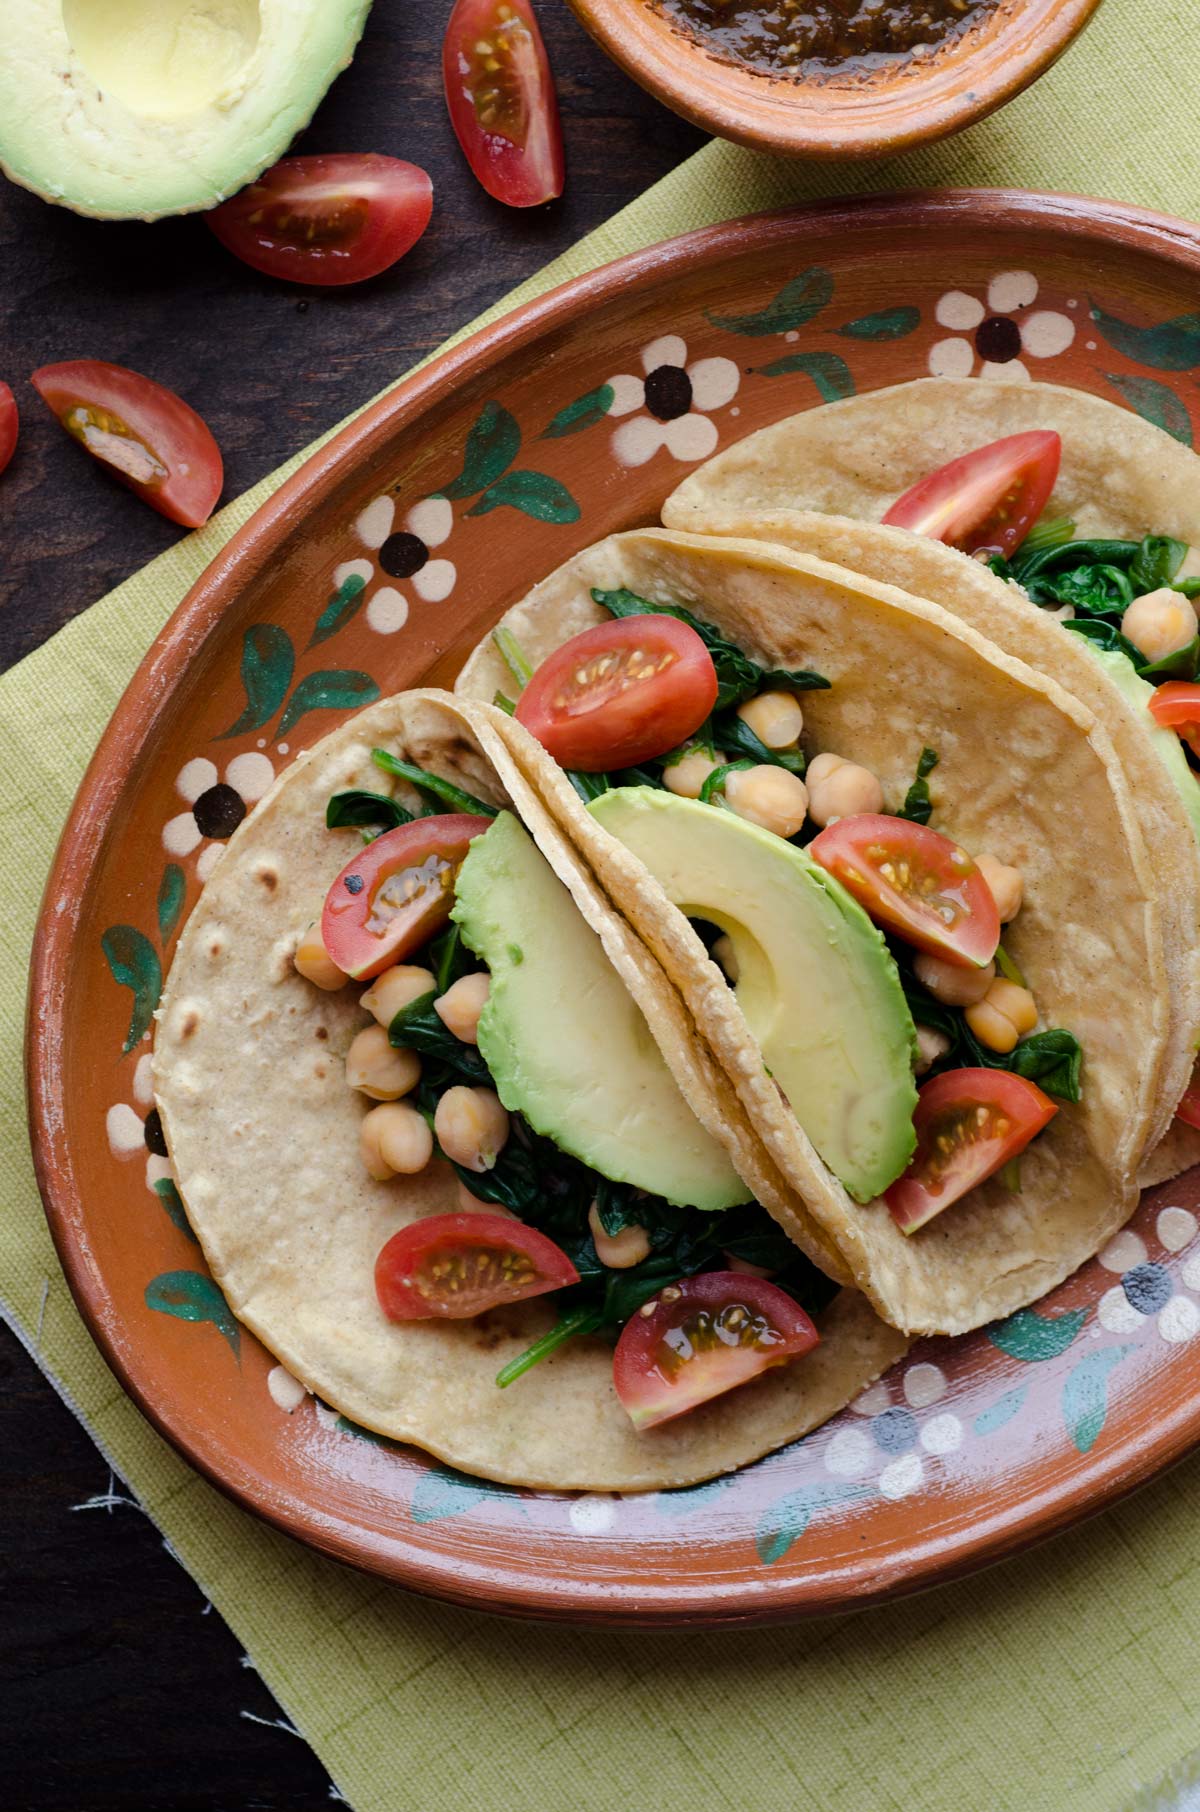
[975,853,1024,924]
[663,745,723,800]
[345,1025,421,1101]
[805,752,884,828]
[712,933,739,984]
[965,978,1038,1054]
[914,1024,952,1075]
[1122,588,1197,665]
[913,951,995,1007]
[724,765,809,839]
[587,1201,651,1269]
[435,1086,509,1172]
[359,1102,433,1180]
[737,689,804,751]
[294,924,346,991]
[360,964,436,1027]
[435,972,490,1045]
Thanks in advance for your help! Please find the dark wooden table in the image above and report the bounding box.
[0,7,701,1805]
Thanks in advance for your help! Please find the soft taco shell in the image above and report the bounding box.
[155,688,904,1490]
[661,375,1200,1167]
[458,532,1169,1335]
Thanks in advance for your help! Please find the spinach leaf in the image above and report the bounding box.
[492,625,534,688]
[493,691,516,715]
[711,708,806,775]
[567,770,610,804]
[429,923,479,993]
[1061,617,1146,663]
[1130,534,1187,593]
[325,789,413,836]
[1138,636,1200,683]
[1032,563,1134,616]
[388,991,490,1088]
[897,747,939,825]
[592,586,829,713]
[901,971,1083,1103]
[1005,1029,1083,1101]
[371,750,498,818]
[1009,537,1139,590]
[699,758,755,804]
[1021,515,1076,555]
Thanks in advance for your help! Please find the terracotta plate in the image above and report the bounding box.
[29,190,1200,1626]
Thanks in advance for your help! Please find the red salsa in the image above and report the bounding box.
[653,0,998,75]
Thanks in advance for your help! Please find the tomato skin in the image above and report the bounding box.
[31,360,222,528]
[322,813,492,980]
[808,813,1000,969]
[515,616,718,771]
[207,155,433,287]
[882,431,1062,559]
[1149,682,1200,760]
[886,1068,1057,1234]
[443,0,564,208]
[376,1212,578,1320]
[0,382,17,477]
[613,1271,819,1430]
[1176,1073,1200,1131]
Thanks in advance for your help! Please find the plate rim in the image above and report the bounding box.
[27,185,1200,1626]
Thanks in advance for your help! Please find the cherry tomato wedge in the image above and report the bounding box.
[1175,1066,1200,1131]
[322,813,492,980]
[207,154,433,288]
[0,382,17,477]
[1148,681,1200,760]
[443,0,564,208]
[515,616,717,771]
[613,1271,819,1430]
[31,360,222,528]
[886,1069,1057,1234]
[808,814,1000,969]
[375,1212,578,1320]
[882,431,1062,560]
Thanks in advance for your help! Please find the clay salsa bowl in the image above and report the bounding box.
[566,0,1104,158]
[28,189,1200,1625]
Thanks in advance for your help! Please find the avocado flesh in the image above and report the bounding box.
[0,0,372,219]
[452,811,750,1213]
[589,788,918,1203]
[1093,649,1200,842]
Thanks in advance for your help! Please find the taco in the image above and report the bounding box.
[456,529,1169,1336]
[660,377,1200,1177]
[154,689,908,1491]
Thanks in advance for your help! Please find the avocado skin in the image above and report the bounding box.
[589,787,918,1203]
[451,811,750,1213]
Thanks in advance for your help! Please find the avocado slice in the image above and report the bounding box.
[0,0,372,220]
[1093,648,1200,842]
[589,788,918,1203]
[452,810,750,1213]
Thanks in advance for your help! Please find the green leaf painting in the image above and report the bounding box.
[1061,1344,1136,1453]
[836,306,921,341]
[707,268,834,337]
[756,1480,869,1566]
[334,1415,396,1447]
[756,351,855,403]
[440,400,521,499]
[988,1305,1088,1362]
[466,470,581,523]
[308,572,367,648]
[411,1464,517,1524]
[216,623,295,740]
[1090,300,1200,371]
[153,1176,198,1243]
[973,1385,1028,1437]
[101,926,162,1053]
[1104,374,1193,446]
[541,384,615,438]
[277,670,381,737]
[156,863,185,944]
[144,1270,240,1358]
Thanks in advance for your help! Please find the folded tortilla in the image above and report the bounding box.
[155,688,905,1490]
[457,531,1170,1335]
[661,376,1200,1169]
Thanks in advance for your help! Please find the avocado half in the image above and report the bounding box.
[0,0,374,220]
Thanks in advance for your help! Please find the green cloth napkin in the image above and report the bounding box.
[8,4,1200,1806]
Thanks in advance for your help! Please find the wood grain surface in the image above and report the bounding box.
[0,2,700,1804]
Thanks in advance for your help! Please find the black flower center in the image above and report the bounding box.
[1122,1262,1171,1315]
[193,783,246,840]
[379,532,429,579]
[871,1406,918,1454]
[143,1108,168,1156]
[643,364,693,423]
[974,316,1023,364]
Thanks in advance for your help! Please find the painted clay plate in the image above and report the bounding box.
[30,190,1200,1626]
